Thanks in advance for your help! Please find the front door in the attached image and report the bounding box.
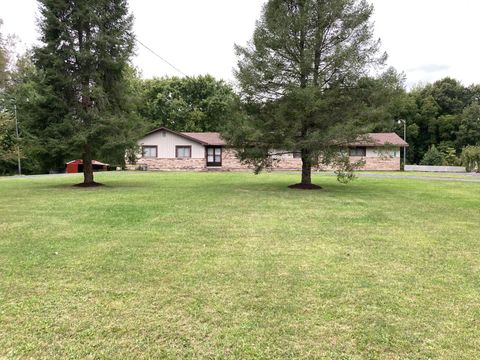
[206,147,222,167]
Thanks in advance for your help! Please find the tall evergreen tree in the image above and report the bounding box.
[224,0,390,188]
[34,0,135,185]
[0,19,9,88]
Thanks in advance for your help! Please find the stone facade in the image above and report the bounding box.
[354,155,400,171]
[127,147,401,171]
[221,149,251,170]
[127,157,206,171]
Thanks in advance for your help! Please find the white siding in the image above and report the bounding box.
[139,130,205,158]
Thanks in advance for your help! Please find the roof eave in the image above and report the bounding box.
[144,127,209,145]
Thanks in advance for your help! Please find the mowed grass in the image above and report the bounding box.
[1,172,479,359]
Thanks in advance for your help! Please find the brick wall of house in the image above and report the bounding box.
[358,156,400,171]
[221,149,251,170]
[128,157,206,171]
[126,148,401,171]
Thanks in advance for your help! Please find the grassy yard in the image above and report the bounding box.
[1,172,479,359]
[360,171,480,179]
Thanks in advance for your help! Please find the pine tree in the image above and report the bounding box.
[34,0,135,185]
[225,0,392,188]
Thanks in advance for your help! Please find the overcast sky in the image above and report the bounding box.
[1,0,479,88]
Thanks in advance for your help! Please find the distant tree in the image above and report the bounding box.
[371,77,480,165]
[423,78,470,115]
[33,0,137,185]
[140,75,238,132]
[439,146,460,166]
[461,145,480,172]
[420,145,444,166]
[0,19,8,91]
[224,0,392,188]
[0,19,17,175]
[457,102,480,148]
[0,112,17,174]
[1,54,44,174]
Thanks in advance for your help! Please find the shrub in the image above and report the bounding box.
[420,145,444,166]
[461,146,480,172]
[441,147,461,166]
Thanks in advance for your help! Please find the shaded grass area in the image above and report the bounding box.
[1,172,479,358]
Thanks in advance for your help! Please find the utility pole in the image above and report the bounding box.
[14,103,21,175]
[398,119,406,167]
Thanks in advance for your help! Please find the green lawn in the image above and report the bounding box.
[1,172,479,359]
[359,171,479,179]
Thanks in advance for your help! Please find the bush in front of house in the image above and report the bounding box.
[440,146,461,166]
[420,145,444,166]
[461,145,480,172]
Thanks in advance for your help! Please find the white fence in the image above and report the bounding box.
[405,165,467,173]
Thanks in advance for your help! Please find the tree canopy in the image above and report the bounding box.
[377,77,480,165]
[223,0,393,188]
[32,0,139,184]
[139,75,238,132]
[0,19,18,174]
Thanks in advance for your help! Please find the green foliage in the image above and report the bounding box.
[420,145,444,166]
[32,0,139,179]
[0,19,10,88]
[461,145,480,172]
[425,77,470,115]
[140,75,238,132]
[379,78,480,165]
[1,54,44,174]
[457,102,480,147]
[226,0,393,185]
[0,112,17,174]
[439,145,460,166]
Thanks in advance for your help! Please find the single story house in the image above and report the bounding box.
[127,127,408,171]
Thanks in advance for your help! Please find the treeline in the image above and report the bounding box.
[379,77,480,166]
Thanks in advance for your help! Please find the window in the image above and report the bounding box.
[142,146,157,158]
[349,147,366,157]
[206,147,222,166]
[176,146,192,158]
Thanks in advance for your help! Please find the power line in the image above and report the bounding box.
[136,39,187,77]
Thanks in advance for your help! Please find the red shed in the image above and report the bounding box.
[66,160,109,174]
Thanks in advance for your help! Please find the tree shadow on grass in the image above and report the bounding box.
[38,181,153,191]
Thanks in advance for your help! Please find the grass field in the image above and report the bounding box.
[361,171,480,179]
[1,172,479,359]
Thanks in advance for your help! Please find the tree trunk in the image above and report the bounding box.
[301,152,312,185]
[288,150,321,190]
[82,144,95,185]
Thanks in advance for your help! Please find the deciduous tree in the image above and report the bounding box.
[457,102,480,148]
[140,75,238,132]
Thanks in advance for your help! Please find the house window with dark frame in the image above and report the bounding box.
[176,146,192,158]
[349,147,367,157]
[142,146,157,158]
[206,147,222,166]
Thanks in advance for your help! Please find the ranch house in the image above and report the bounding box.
[127,127,408,171]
